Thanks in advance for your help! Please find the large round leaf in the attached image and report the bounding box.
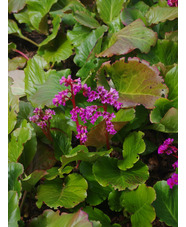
[120,184,156,227]
[9,70,25,97]
[93,157,149,191]
[97,19,157,57]
[97,57,168,109]
[29,209,92,227]
[8,0,26,13]
[153,181,178,227]
[36,174,88,209]
[118,131,146,171]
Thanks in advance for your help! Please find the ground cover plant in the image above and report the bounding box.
[8,0,178,226]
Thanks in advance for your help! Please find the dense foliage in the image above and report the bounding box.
[8,0,178,226]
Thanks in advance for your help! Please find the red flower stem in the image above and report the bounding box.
[172,153,178,158]
[103,104,110,150]
[13,49,29,61]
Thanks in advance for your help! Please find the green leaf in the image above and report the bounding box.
[14,7,34,28]
[9,70,25,97]
[96,0,125,24]
[8,191,20,227]
[26,0,58,33]
[36,174,88,209]
[150,107,178,133]
[8,19,23,37]
[74,11,100,29]
[8,42,17,53]
[80,162,111,206]
[118,131,146,171]
[85,108,135,148]
[83,207,112,227]
[108,190,123,212]
[27,141,57,172]
[165,65,178,106]
[8,78,19,134]
[24,55,49,99]
[61,145,112,168]
[22,170,48,192]
[138,39,178,66]
[97,57,168,109]
[120,8,147,26]
[16,101,34,127]
[120,184,156,227]
[38,32,73,63]
[8,121,32,162]
[145,6,178,25]
[45,167,59,180]
[29,209,93,227]
[153,181,178,227]
[93,157,149,191]
[29,69,70,108]
[97,19,157,57]
[9,0,26,13]
[74,25,108,67]
[39,15,61,47]
[8,58,27,71]
[8,163,24,198]
[165,30,178,42]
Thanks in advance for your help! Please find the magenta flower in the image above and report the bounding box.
[167,0,178,7]
[158,138,177,155]
[172,160,178,169]
[167,173,178,189]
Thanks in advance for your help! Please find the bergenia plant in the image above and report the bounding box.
[8,0,178,226]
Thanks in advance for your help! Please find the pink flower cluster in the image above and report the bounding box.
[29,108,55,129]
[158,138,178,189]
[53,75,122,143]
[158,138,177,155]
[167,0,178,7]
[167,173,178,189]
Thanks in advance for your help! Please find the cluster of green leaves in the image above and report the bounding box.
[8,0,178,226]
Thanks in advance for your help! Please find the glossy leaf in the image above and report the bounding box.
[80,161,112,206]
[26,142,56,173]
[85,108,135,148]
[38,33,73,63]
[8,70,25,97]
[96,0,125,24]
[9,0,26,13]
[8,78,19,134]
[67,24,91,48]
[8,19,23,37]
[22,170,48,192]
[108,190,123,212]
[120,8,147,26]
[8,42,17,53]
[8,57,26,71]
[97,57,168,109]
[26,0,58,33]
[153,181,178,227]
[165,65,178,106]
[8,121,32,162]
[118,131,146,171]
[29,209,93,227]
[138,39,178,66]
[8,162,24,198]
[61,145,112,168]
[39,15,61,47]
[93,157,149,191]
[150,107,178,133]
[97,19,157,57]
[74,11,100,28]
[24,55,49,99]
[74,25,108,67]
[29,69,70,108]
[120,184,156,227]
[146,6,178,25]
[8,191,20,227]
[83,207,112,227]
[36,174,88,209]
